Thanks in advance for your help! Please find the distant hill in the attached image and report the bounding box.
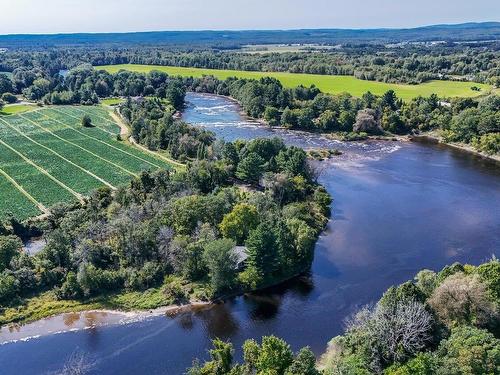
[0,22,499,49]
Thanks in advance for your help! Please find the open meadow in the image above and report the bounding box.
[0,105,174,220]
[96,64,493,100]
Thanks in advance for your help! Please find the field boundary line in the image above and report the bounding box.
[42,110,166,169]
[0,166,47,214]
[0,138,84,203]
[0,117,116,190]
[19,114,139,178]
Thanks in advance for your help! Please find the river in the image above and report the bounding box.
[0,93,499,374]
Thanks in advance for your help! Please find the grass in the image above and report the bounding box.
[95,64,493,101]
[100,97,124,106]
[0,105,176,220]
[0,104,37,116]
[0,277,211,325]
[0,289,172,326]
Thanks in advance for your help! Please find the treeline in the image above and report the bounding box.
[322,259,500,374]
[1,44,499,86]
[0,134,330,313]
[0,64,186,107]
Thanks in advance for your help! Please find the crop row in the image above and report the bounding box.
[0,172,41,220]
[0,140,77,207]
[43,107,173,169]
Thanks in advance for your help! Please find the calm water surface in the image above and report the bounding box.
[1,93,499,374]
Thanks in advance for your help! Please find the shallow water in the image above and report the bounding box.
[0,93,499,374]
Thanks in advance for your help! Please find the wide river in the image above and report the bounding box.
[1,93,499,374]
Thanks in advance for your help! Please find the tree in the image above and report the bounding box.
[236,152,265,183]
[286,347,321,375]
[381,90,399,111]
[245,222,277,281]
[1,92,17,104]
[385,353,437,375]
[203,239,237,294]
[276,146,308,177]
[381,108,406,134]
[346,298,433,365]
[219,203,259,244]
[428,272,498,328]
[81,114,92,127]
[0,272,18,303]
[264,106,281,126]
[0,74,13,95]
[256,336,294,374]
[436,326,500,375]
[353,109,382,134]
[0,235,22,272]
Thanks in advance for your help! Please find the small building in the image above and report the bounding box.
[232,246,249,270]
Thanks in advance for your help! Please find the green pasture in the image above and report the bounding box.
[95,64,493,100]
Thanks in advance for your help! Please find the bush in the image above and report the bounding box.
[472,133,500,155]
[81,114,93,127]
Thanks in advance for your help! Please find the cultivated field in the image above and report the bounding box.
[0,105,174,220]
[96,64,493,100]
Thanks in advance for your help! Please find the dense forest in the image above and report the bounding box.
[185,259,500,374]
[1,43,499,85]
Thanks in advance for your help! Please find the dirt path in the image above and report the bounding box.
[110,112,186,169]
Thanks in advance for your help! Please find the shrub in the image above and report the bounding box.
[81,114,92,127]
[472,133,500,155]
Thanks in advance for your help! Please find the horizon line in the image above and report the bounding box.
[1,21,498,38]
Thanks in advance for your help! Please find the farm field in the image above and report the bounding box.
[96,64,493,100]
[0,105,174,220]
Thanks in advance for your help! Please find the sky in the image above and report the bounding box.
[1,0,499,35]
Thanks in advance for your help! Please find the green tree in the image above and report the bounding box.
[264,106,281,126]
[81,114,92,127]
[436,326,500,375]
[276,146,308,177]
[257,336,294,374]
[219,203,259,244]
[236,152,265,183]
[0,235,22,272]
[286,347,320,375]
[0,272,18,304]
[245,222,277,281]
[203,239,237,294]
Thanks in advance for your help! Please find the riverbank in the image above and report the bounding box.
[410,133,500,163]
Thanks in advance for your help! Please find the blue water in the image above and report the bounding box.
[1,93,499,374]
